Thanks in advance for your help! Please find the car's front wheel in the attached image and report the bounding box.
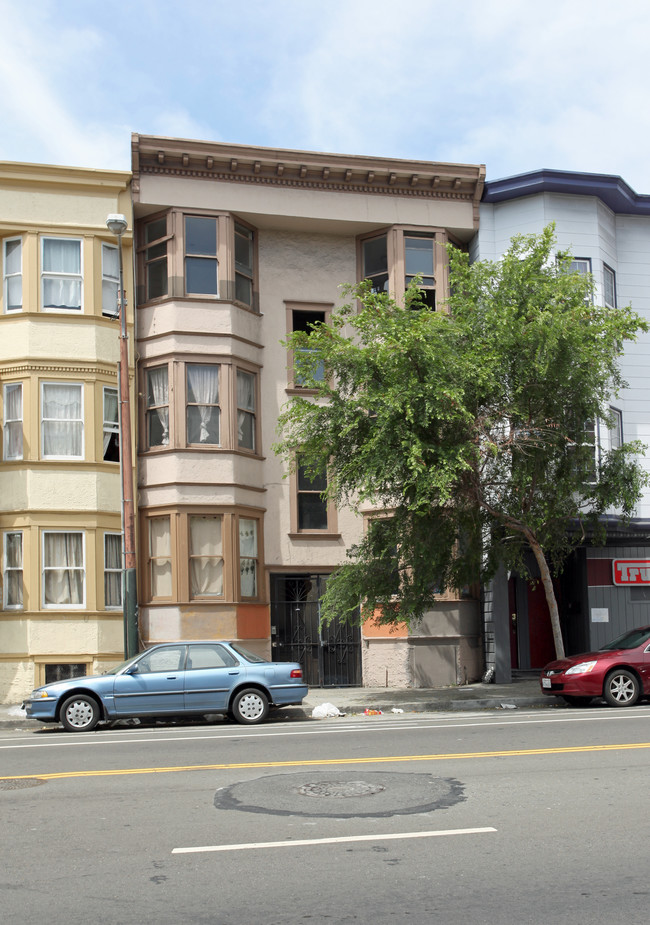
[231,688,269,725]
[603,669,640,707]
[60,694,101,732]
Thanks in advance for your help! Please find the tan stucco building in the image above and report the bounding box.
[0,161,134,702]
[131,135,485,688]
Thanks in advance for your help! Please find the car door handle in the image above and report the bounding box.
[166,675,177,679]
[228,670,240,675]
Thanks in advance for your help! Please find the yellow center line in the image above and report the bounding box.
[3,741,650,781]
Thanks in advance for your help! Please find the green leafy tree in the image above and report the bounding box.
[275,226,648,659]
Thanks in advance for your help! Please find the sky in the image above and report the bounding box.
[0,0,648,191]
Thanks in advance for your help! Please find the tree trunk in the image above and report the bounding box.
[526,535,566,660]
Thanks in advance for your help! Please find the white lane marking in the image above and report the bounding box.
[3,709,650,750]
[172,826,498,854]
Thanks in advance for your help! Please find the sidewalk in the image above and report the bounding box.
[0,679,552,729]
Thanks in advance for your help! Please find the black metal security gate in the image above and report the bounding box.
[270,573,361,687]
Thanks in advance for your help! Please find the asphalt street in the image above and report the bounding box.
[2,703,650,924]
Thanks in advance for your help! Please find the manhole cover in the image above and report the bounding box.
[0,778,45,791]
[298,780,385,799]
[215,771,465,818]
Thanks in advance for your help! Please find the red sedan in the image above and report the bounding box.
[540,625,650,707]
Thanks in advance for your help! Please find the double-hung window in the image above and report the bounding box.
[43,531,85,608]
[234,223,254,306]
[297,462,328,531]
[3,531,23,609]
[291,308,326,387]
[3,383,23,460]
[603,265,617,309]
[41,382,83,459]
[189,515,223,598]
[144,218,168,301]
[186,364,220,445]
[185,216,218,296]
[236,370,257,451]
[239,517,258,598]
[42,238,82,311]
[104,533,122,609]
[362,235,389,293]
[149,517,172,598]
[102,243,120,317]
[3,237,22,312]
[103,387,119,461]
[145,367,169,448]
[404,234,436,308]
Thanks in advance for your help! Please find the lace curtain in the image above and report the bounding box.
[189,515,223,596]
[43,533,84,605]
[237,370,255,450]
[42,384,82,457]
[4,383,23,459]
[239,518,257,597]
[187,365,220,444]
[104,534,122,608]
[146,368,169,446]
[42,239,82,310]
[150,518,172,597]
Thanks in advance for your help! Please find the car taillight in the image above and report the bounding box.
[290,669,303,678]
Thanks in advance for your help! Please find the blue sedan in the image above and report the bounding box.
[22,641,308,731]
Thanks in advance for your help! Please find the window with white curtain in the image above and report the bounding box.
[189,515,223,598]
[239,517,258,598]
[42,238,82,311]
[149,517,172,598]
[3,383,23,460]
[103,387,119,461]
[186,364,220,445]
[236,369,256,452]
[3,531,23,609]
[102,243,119,317]
[3,237,22,312]
[145,367,169,448]
[104,533,122,609]
[41,382,83,458]
[43,531,85,608]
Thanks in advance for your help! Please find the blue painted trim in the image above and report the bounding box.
[483,169,650,215]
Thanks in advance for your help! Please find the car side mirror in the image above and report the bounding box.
[124,664,140,675]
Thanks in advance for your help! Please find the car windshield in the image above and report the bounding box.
[599,628,650,651]
[230,643,267,664]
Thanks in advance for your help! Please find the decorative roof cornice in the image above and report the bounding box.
[132,134,485,206]
[0,160,131,193]
[483,168,650,215]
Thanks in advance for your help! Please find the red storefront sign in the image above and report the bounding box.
[612,559,650,585]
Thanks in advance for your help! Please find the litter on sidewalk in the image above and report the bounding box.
[311,702,345,718]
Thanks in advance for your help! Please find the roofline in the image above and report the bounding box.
[482,168,650,215]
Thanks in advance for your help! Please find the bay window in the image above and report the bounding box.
[104,533,122,609]
[43,531,85,608]
[41,382,83,459]
[234,223,254,306]
[103,387,119,461]
[42,237,82,311]
[360,228,445,308]
[189,515,223,598]
[149,517,172,598]
[239,517,258,598]
[404,234,436,308]
[186,364,220,445]
[362,235,388,293]
[102,243,119,317]
[3,237,22,312]
[3,531,23,609]
[236,369,257,451]
[185,216,218,296]
[144,217,168,301]
[3,382,23,460]
[145,366,169,448]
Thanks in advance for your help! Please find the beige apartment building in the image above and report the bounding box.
[132,135,485,688]
[0,161,134,702]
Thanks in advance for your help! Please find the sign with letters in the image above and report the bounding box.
[612,559,650,586]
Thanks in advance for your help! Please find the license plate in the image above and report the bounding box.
[542,677,551,688]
